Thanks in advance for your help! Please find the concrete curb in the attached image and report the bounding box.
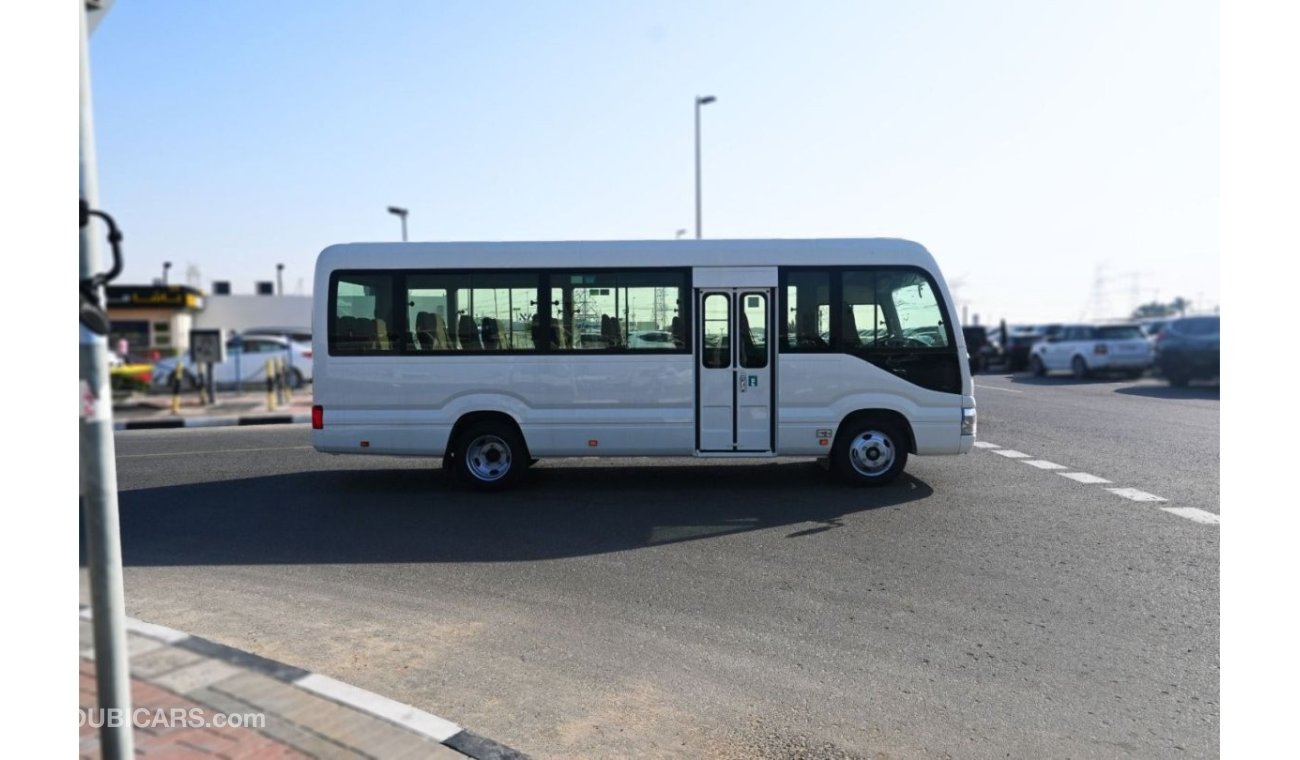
[113,414,311,431]
[80,607,531,760]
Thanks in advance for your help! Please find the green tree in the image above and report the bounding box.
[1131,297,1191,320]
[1132,301,1174,319]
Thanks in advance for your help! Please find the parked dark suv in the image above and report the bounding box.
[961,326,1003,374]
[1154,315,1219,386]
[1003,328,1040,372]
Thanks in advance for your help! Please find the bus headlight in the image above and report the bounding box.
[961,406,977,436]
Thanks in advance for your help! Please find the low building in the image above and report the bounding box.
[193,294,312,339]
[106,283,313,358]
[105,284,204,358]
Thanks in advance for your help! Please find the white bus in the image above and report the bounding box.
[311,239,975,489]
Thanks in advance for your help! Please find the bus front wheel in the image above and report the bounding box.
[453,421,528,490]
[832,417,908,486]
[832,415,904,485]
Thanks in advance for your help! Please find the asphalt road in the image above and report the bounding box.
[84,372,1219,759]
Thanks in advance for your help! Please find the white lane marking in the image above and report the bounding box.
[1162,507,1220,525]
[1106,487,1168,502]
[977,381,1024,394]
[980,448,1189,521]
[118,445,313,459]
[992,449,1031,458]
[1058,471,1112,484]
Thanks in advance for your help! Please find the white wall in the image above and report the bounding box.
[194,295,313,334]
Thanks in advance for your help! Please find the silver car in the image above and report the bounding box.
[152,334,313,390]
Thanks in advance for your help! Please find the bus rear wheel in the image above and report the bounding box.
[832,417,908,486]
[453,421,527,490]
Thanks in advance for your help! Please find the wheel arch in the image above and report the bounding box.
[833,408,917,455]
[447,411,531,461]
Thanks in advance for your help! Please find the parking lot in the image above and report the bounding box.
[88,371,1218,760]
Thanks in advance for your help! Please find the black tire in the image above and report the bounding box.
[452,421,528,490]
[1166,368,1190,387]
[1030,355,1046,377]
[1071,356,1090,380]
[284,368,304,390]
[1124,369,1145,380]
[831,417,908,486]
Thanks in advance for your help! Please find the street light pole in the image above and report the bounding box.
[276,263,284,295]
[162,261,171,285]
[694,95,716,240]
[387,206,409,242]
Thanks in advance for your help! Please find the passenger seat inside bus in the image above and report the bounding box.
[841,306,861,349]
[481,317,500,350]
[335,316,376,352]
[458,315,482,350]
[413,312,431,350]
[432,314,450,349]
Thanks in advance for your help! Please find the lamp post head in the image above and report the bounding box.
[387,206,408,218]
[696,95,716,106]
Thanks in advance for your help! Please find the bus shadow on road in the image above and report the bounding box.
[92,462,933,567]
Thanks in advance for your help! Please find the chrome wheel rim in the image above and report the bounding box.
[465,434,512,481]
[848,430,895,477]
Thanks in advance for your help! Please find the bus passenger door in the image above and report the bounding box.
[697,289,774,453]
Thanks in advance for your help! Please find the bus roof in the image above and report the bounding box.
[316,238,939,272]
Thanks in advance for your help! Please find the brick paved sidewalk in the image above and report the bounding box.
[80,658,307,759]
[79,613,522,759]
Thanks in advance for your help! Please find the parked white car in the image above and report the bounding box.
[152,334,313,390]
[1029,323,1153,379]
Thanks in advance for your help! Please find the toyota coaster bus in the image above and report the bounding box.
[311,238,975,489]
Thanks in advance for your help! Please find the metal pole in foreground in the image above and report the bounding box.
[80,4,134,759]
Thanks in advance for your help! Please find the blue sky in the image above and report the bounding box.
[86,0,1218,324]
